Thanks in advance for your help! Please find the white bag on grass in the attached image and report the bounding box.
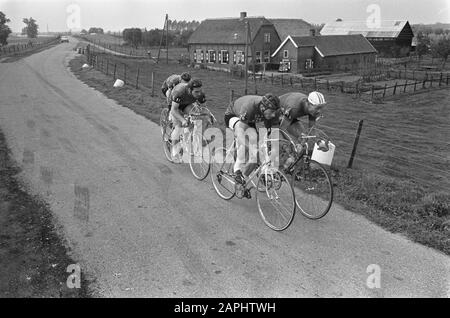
[113,79,124,87]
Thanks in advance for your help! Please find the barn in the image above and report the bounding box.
[271,34,377,74]
[320,20,414,57]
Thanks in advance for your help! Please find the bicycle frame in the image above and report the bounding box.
[216,134,282,194]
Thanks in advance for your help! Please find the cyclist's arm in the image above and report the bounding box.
[171,102,186,124]
[308,114,317,129]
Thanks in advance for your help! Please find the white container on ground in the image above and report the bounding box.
[311,141,335,166]
[113,79,124,87]
[82,63,89,68]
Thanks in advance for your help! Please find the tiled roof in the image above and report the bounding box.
[320,20,410,38]
[268,19,313,39]
[187,17,272,44]
[273,34,377,57]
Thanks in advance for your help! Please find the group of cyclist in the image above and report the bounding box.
[161,72,328,183]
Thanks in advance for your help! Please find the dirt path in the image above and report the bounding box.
[0,37,448,297]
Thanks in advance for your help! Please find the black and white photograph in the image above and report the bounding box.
[0,0,449,302]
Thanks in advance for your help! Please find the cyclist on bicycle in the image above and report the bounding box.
[278,91,328,169]
[161,72,191,106]
[170,79,204,162]
[278,91,326,137]
[224,93,281,185]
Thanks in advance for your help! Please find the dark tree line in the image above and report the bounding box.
[122,27,195,48]
[167,19,200,32]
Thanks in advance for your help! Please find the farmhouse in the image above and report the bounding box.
[320,20,414,57]
[271,34,377,74]
[187,12,314,70]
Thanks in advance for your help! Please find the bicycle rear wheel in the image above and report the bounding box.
[292,159,333,220]
[189,133,211,180]
[210,147,235,200]
[256,168,295,231]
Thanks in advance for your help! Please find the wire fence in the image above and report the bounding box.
[0,37,59,56]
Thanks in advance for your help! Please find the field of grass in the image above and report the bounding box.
[5,35,56,46]
[70,53,450,255]
[77,34,188,60]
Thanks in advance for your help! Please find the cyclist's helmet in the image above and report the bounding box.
[307,91,326,106]
[188,79,203,89]
[260,93,280,112]
[180,72,191,82]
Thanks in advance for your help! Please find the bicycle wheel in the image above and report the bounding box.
[210,147,235,200]
[291,159,333,220]
[161,119,173,163]
[256,168,296,231]
[189,133,211,180]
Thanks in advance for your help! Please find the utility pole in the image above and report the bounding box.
[244,20,249,95]
[157,14,168,64]
[166,14,169,64]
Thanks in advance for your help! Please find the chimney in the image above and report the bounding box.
[310,28,316,36]
[240,12,247,20]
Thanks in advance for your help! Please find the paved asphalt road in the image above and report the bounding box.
[0,38,448,297]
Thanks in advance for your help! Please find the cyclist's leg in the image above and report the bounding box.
[233,122,258,179]
[170,109,183,160]
[165,88,172,105]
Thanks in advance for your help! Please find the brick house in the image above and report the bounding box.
[187,12,281,70]
[320,20,414,57]
[271,34,377,73]
[187,13,314,70]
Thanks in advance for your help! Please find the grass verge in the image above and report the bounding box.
[0,129,92,297]
[69,54,450,256]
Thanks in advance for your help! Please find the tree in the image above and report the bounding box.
[123,28,142,48]
[431,38,450,68]
[22,17,38,38]
[87,27,104,34]
[0,11,12,46]
[416,34,430,63]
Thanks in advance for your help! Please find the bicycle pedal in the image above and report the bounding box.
[235,184,245,199]
[244,189,252,199]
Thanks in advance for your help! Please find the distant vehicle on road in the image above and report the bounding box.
[60,36,69,43]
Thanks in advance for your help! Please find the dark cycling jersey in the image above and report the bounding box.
[161,74,181,95]
[224,95,266,128]
[279,92,318,124]
[171,82,197,110]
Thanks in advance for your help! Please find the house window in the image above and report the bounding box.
[255,51,262,63]
[236,50,245,64]
[195,49,202,63]
[283,50,289,59]
[305,59,314,69]
[221,50,229,64]
[264,33,271,43]
[208,50,216,63]
[263,51,270,63]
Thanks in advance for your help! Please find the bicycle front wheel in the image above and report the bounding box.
[161,115,173,163]
[256,168,296,231]
[292,159,333,220]
[189,134,211,180]
[210,147,235,200]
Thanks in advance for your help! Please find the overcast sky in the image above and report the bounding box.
[1,0,449,33]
